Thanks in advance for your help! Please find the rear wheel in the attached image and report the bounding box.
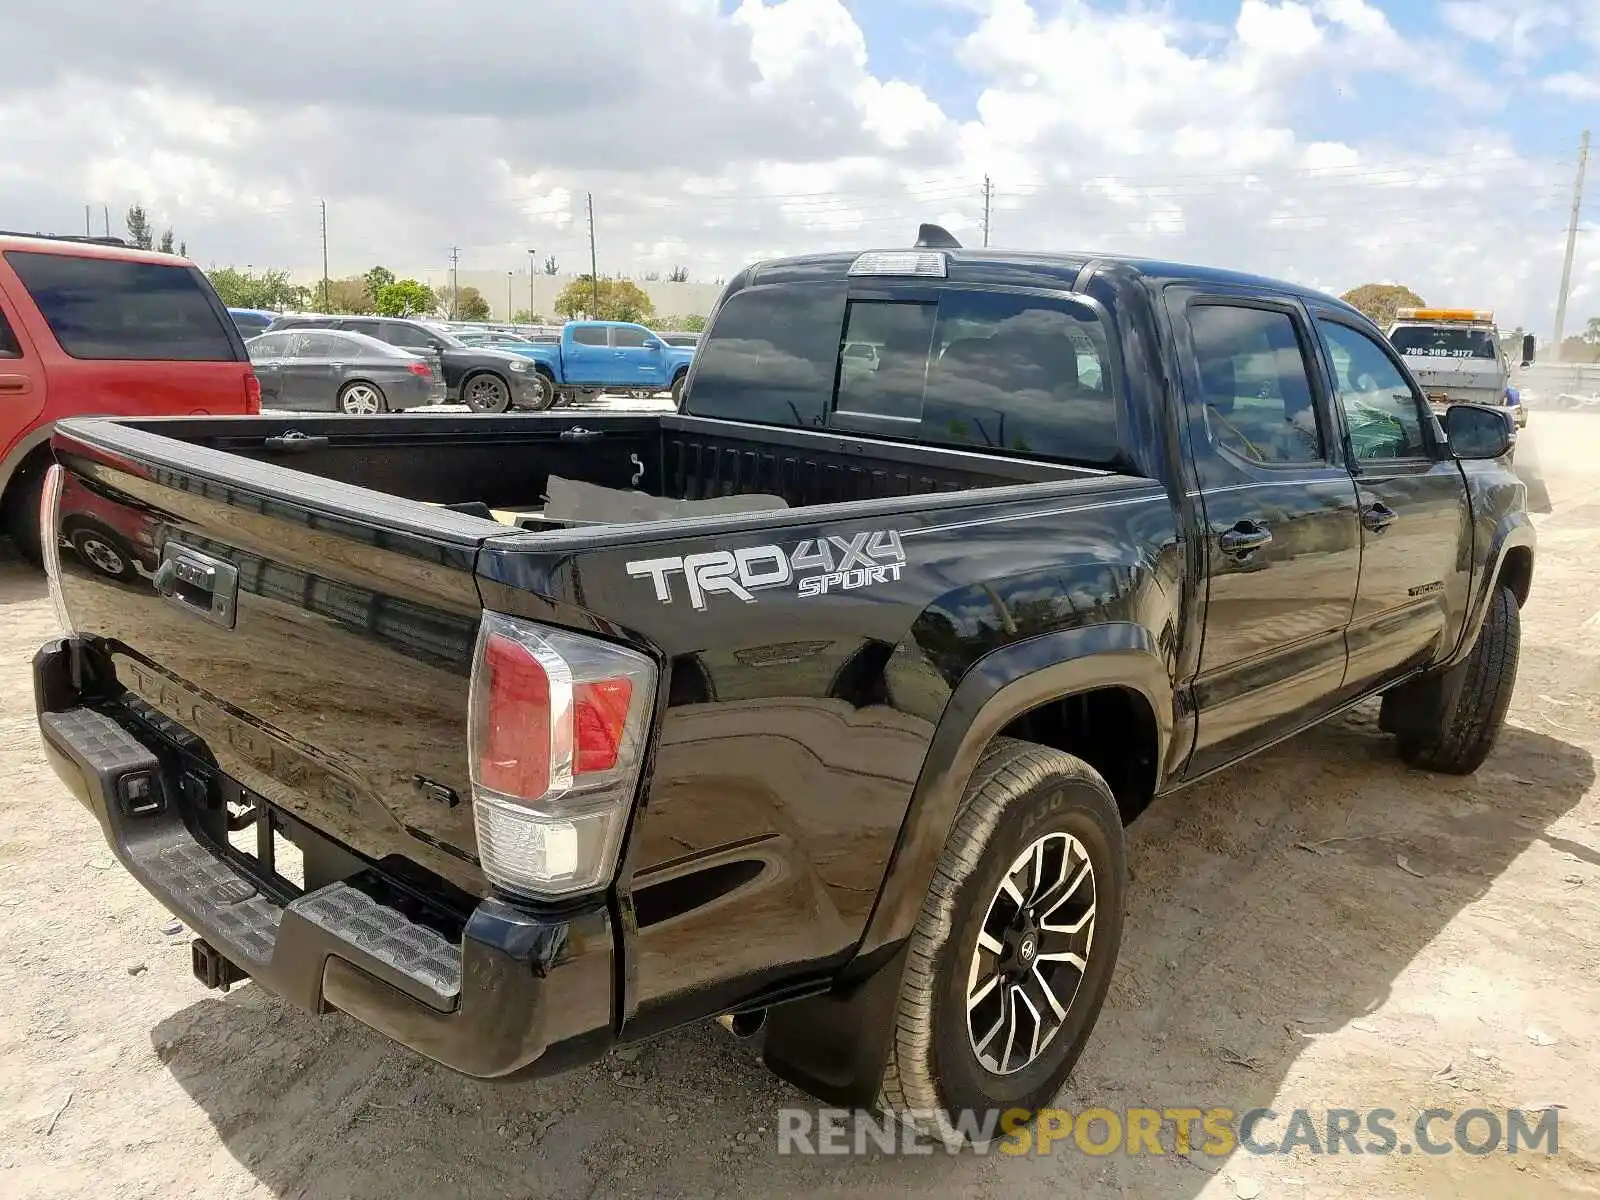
[337,381,387,415]
[463,372,511,413]
[65,522,139,582]
[2,459,48,566]
[670,372,688,405]
[879,738,1125,1144]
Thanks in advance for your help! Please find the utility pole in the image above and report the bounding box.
[319,199,330,311]
[982,175,992,248]
[1553,129,1590,360]
[84,205,91,237]
[527,248,536,320]
[507,271,514,322]
[587,193,599,316]
[102,205,109,238]
[449,246,460,320]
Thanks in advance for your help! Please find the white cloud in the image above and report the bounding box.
[0,0,1586,335]
[1541,72,1600,100]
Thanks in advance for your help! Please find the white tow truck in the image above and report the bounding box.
[1386,308,1533,429]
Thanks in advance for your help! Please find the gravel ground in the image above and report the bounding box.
[1,413,1597,1199]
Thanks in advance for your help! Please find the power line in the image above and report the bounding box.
[1553,129,1590,355]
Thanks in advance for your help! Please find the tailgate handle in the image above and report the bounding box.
[153,544,239,629]
[263,430,331,452]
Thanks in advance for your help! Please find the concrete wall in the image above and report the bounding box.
[412,270,727,323]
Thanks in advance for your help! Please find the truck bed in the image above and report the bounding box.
[94,410,1109,525]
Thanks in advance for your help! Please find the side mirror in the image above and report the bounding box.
[1520,333,1536,368]
[645,338,664,351]
[1444,403,1513,460]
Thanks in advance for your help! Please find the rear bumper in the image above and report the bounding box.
[33,638,615,1080]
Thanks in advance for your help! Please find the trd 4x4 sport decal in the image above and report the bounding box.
[627,530,906,611]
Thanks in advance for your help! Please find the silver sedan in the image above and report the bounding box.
[247,329,447,413]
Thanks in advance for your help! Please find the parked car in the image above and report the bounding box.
[265,314,551,412]
[510,320,697,404]
[0,231,258,564]
[658,332,701,348]
[453,329,547,355]
[246,329,446,413]
[228,308,277,337]
[35,227,1531,1145]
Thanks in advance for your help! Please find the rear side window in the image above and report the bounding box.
[246,333,289,360]
[572,326,608,346]
[3,251,238,361]
[0,303,19,357]
[382,323,439,351]
[1188,304,1324,465]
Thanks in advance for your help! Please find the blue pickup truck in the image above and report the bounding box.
[515,321,697,406]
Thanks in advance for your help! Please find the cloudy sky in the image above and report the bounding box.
[2,0,1595,335]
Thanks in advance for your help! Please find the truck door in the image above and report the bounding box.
[1311,312,1472,691]
[1170,290,1363,777]
[565,324,610,384]
[610,323,669,389]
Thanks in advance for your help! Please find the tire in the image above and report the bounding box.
[878,738,1126,1145]
[337,381,387,415]
[1383,585,1521,775]
[65,522,139,583]
[525,371,556,412]
[670,372,688,405]
[463,372,511,414]
[2,460,48,567]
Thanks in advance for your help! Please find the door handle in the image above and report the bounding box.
[0,373,32,394]
[1361,502,1398,533]
[1218,521,1272,558]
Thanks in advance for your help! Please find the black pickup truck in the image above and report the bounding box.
[33,232,1532,1142]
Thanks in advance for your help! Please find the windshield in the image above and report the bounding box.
[1389,326,1497,360]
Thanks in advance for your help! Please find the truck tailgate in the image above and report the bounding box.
[48,418,499,897]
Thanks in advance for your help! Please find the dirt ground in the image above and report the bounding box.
[1,415,1597,1200]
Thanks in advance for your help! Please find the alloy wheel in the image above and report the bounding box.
[340,384,381,415]
[966,831,1097,1076]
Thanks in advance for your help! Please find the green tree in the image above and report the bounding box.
[457,286,491,321]
[543,255,559,275]
[511,309,544,324]
[1583,316,1600,345]
[362,266,395,304]
[668,265,689,283]
[375,278,437,317]
[205,267,310,310]
[554,276,654,322]
[1340,282,1426,330]
[125,205,153,250]
[680,313,707,332]
[324,276,376,314]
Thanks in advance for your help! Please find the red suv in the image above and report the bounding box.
[0,233,259,564]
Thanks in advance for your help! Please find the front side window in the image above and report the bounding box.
[4,250,238,361]
[1319,319,1429,461]
[382,323,439,351]
[612,325,651,348]
[1188,304,1324,465]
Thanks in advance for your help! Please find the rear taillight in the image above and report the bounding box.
[40,464,72,635]
[243,371,262,413]
[468,612,656,898]
[408,361,431,378]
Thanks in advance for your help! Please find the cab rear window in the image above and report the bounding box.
[687,281,1121,465]
[3,251,241,362]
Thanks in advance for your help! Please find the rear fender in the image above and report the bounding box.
[760,623,1172,1107]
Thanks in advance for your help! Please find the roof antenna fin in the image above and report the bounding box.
[914,223,962,250]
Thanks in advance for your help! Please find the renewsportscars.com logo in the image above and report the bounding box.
[626,530,906,611]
